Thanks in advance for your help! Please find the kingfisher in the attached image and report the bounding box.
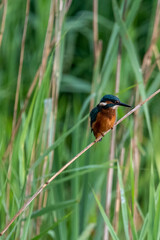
[90,94,131,139]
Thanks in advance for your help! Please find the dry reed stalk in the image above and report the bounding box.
[144,56,160,83]
[132,90,141,198]
[104,0,126,237]
[0,0,7,47]
[88,0,102,133]
[142,0,160,79]
[0,88,159,237]
[36,113,48,234]
[39,0,55,86]
[113,148,125,232]
[50,0,66,168]
[5,0,30,222]
[37,0,68,230]
[36,1,55,234]
[65,0,72,12]
[104,38,122,240]
[132,0,160,225]
[123,146,131,185]
[93,0,99,63]
[12,0,30,128]
[152,46,160,69]
[93,0,102,77]
[20,159,34,238]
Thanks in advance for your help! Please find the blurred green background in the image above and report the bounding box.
[0,0,160,239]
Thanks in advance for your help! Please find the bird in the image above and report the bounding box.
[90,94,131,139]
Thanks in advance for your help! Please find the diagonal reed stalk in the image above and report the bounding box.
[0,88,159,237]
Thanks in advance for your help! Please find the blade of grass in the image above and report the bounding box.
[30,199,77,219]
[92,189,119,240]
[117,161,130,240]
[153,184,160,239]
[78,223,96,240]
[127,207,138,240]
[129,141,135,214]
[18,202,34,240]
[139,214,148,240]
[31,212,71,240]
[126,0,142,28]
[147,163,155,240]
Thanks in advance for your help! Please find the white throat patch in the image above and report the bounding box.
[112,105,118,109]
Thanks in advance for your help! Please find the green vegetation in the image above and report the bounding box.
[0,0,160,239]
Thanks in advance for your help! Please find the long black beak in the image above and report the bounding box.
[117,102,131,108]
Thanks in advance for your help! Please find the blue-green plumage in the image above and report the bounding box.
[100,94,120,103]
[90,106,99,130]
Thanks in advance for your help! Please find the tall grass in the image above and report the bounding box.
[0,0,160,239]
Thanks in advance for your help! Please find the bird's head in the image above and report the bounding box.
[99,94,131,109]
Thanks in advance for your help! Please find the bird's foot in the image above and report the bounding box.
[94,133,104,142]
[94,138,102,143]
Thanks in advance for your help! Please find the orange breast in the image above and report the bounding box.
[92,108,116,138]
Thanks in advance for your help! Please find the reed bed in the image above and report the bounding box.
[0,0,160,239]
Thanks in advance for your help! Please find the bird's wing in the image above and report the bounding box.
[90,106,99,129]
